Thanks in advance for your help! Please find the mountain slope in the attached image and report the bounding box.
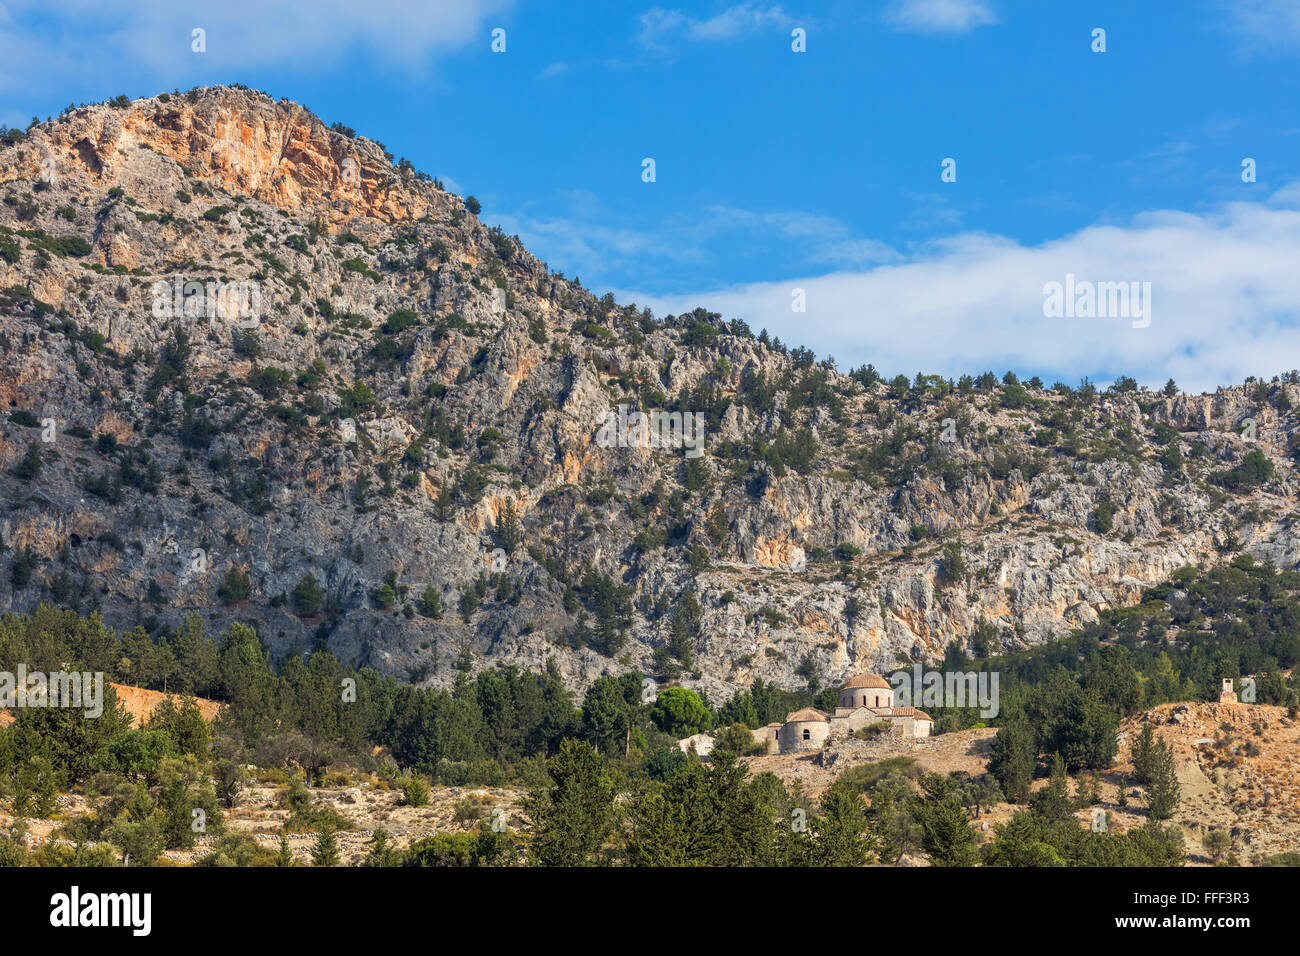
[2,86,1299,701]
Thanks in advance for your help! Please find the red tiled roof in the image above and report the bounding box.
[842,673,891,690]
[785,707,828,723]
[889,706,933,721]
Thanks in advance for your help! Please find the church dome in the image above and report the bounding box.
[842,673,891,690]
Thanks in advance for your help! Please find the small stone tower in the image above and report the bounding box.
[1219,678,1237,704]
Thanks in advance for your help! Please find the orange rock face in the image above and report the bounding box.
[22,87,439,227]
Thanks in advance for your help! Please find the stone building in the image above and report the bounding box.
[676,671,936,758]
[1219,678,1237,704]
[840,672,894,710]
[761,672,935,755]
[779,708,833,752]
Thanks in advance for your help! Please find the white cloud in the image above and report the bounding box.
[494,212,703,283]
[698,205,902,265]
[901,191,965,232]
[615,188,1300,393]
[0,0,511,93]
[1144,141,1196,159]
[1269,181,1300,206]
[884,0,996,34]
[1219,0,1300,54]
[495,198,897,284]
[639,4,793,49]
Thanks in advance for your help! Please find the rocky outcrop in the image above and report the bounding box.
[13,88,441,226]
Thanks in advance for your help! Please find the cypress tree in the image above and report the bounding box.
[1145,739,1181,821]
[276,832,294,867]
[1132,723,1157,784]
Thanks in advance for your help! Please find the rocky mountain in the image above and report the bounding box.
[2,86,1299,703]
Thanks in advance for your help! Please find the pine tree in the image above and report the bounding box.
[292,574,325,617]
[916,789,978,866]
[1145,738,1181,821]
[669,591,700,666]
[868,772,924,864]
[311,827,340,867]
[988,718,1035,802]
[217,565,252,604]
[813,786,876,866]
[419,584,443,619]
[434,483,456,521]
[276,832,294,867]
[524,739,617,866]
[1073,773,1101,808]
[1132,723,1156,784]
[1029,754,1072,822]
[15,442,42,481]
[494,497,523,554]
[975,774,1005,817]
[364,829,402,867]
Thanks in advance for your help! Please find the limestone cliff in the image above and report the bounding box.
[2,87,1298,703]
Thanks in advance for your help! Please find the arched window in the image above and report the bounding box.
[802,728,810,740]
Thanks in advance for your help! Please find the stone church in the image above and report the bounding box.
[750,672,935,754]
[676,672,936,759]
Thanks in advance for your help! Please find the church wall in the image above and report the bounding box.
[750,724,781,754]
[779,719,829,753]
[839,689,894,710]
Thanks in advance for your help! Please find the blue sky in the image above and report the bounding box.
[2,0,1300,391]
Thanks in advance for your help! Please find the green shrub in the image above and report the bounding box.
[402,774,430,807]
